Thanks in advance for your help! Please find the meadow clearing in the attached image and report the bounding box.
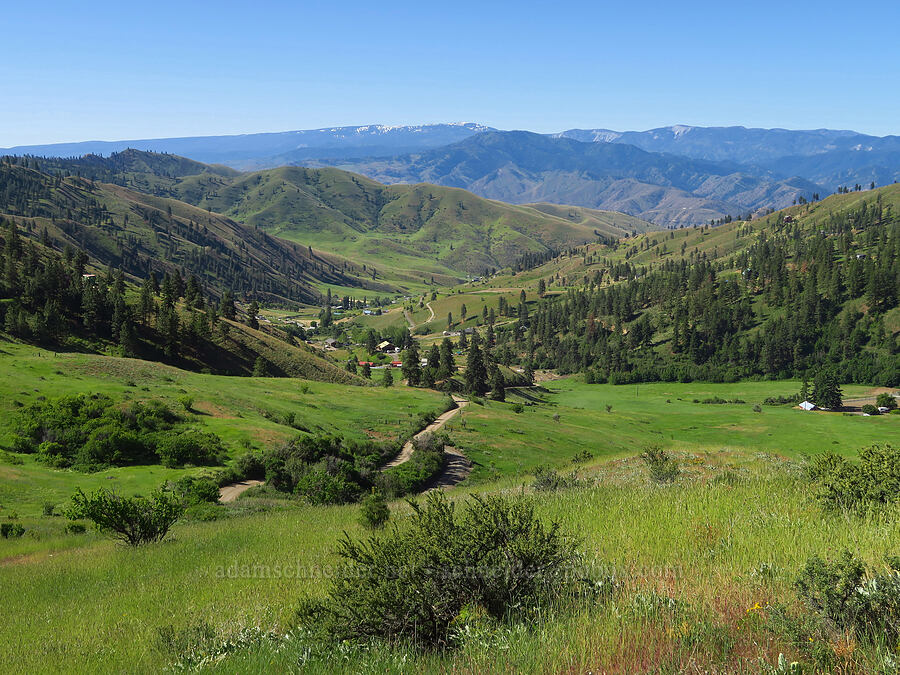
[1,362,897,672]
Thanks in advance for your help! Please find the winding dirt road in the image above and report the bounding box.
[219,395,471,502]
[218,479,264,503]
[382,395,468,468]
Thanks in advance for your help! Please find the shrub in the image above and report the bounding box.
[295,462,361,505]
[764,394,801,406]
[640,446,680,484]
[178,396,194,412]
[11,394,200,471]
[169,476,220,505]
[808,444,900,513]
[795,551,900,643]
[512,403,524,414]
[64,521,87,535]
[297,493,585,648]
[861,403,878,415]
[572,450,594,464]
[379,440,445,497]
[156,431,225,468]
[359,490,390,530]
[532,465,581,492]
[0,522,25,538]
[876,393,897,410]
[233,451,266,481]
[42,502,57,517]
[67,488,185,546]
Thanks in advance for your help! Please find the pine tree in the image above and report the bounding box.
[490,366,505,401]
[382,367,394,387]
[439,338,454,379]
[220,290,236,320]
[247,300,259,330]
[402,342,421,386]
[464,342,487,394]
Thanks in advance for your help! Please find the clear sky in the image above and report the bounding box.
[3,0,898,146]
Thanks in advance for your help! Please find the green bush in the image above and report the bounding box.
[795,551,900,643]
[263,434,394,503]
[359,490,390,530]
[808,444,900,513]
[11,394,210,471]
[378,435,446,497]
[67,488,185,546]
[178,396,194,412]
[532,465,581,492]
[876,393,897,410]
[156,431,225,468]
[861,404,878,415]
[640,446,680,484]
[0,522,25,538]
[169,476,220,505]
[297,493,586,648]
[64,521,87,535]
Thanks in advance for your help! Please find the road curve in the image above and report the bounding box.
[382,395,468,469]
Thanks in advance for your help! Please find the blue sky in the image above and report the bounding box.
[3,0,898,146]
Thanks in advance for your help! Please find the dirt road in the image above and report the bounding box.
[382,395,468,468]
[218,479,264,503]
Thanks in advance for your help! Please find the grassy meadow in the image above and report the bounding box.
[0,346,897,672]
[0,343,446,521]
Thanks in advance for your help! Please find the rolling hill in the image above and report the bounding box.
[22,150,653,278]
[0,159,385,305]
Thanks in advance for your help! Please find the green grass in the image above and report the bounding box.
[444,379,894,482]
[2,368,897,672]
[0,342,446,520]
[4,453,899,673]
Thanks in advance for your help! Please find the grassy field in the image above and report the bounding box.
[3,451,899,673]
[0,343,446,521]
[1,360,897,672]
[443,378,894,482]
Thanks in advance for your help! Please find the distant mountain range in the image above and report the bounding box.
[0,123,494,171]
[319,131,822,226]
[4,122,898,226]
[555,125,900,191]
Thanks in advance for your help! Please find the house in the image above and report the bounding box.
[323,337,341,348]
[376,340,396,353]
[357,360,374,367]
[391,360,402,368]
[799,400,816,411]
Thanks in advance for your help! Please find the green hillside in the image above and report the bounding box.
[27,151,654,280]
[0,160,389,304]
[474,184,899,387]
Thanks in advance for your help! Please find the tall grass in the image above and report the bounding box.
[4,455,898,672]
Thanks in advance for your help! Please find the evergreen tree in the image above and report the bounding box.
[402,342,421,386]
[490,366,505,401]
[811,370,843,409]
[247,300,259,330]
[464,342,488,394]
[382,367,394,387]
[220,290,236,320]
[439,338,455,379]
[252,356,270,377]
